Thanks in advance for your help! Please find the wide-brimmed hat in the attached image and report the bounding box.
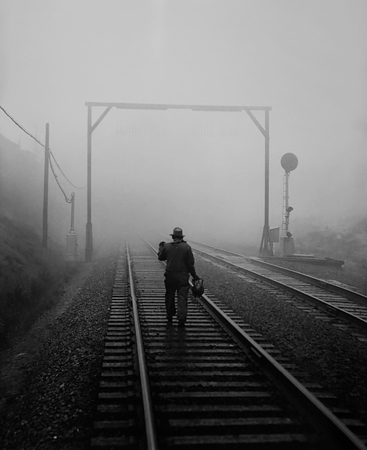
[170,227,184,238]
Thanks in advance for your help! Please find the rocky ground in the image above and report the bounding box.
[0,254,117,450]
[0,249,366,449]
[195,257,367,428]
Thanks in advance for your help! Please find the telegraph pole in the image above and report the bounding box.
[42,123,49,248]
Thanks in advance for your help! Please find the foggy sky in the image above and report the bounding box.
[1,0,366,249]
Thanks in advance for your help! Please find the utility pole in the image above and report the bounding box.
[42,123,49,248]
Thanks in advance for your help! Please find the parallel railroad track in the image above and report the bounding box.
[191,241,367,335]
[90,239,367,449]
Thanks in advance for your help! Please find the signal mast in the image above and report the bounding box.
[280,153,298,256]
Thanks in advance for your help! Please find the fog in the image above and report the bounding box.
[1,1,367,255]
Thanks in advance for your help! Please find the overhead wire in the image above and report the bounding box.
[49,155,72,203]
[0,104,86,202]
[0,104,45,148]
[49,150,86,190]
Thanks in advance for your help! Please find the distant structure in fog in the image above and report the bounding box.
[84,101,272,261]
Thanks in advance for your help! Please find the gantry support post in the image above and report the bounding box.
[85,106,93,262]
[244,108,272,256]
[85,105,112,262]
[263,108,272,256]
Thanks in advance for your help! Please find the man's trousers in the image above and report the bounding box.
[164,272,190,322]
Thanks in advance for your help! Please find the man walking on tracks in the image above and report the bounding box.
[158,227,199,326]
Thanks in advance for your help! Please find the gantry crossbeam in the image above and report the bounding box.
[85,102,272,261]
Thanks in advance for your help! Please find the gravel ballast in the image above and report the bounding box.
[195,256,367,427]
[0,248,366,449]
[0,254,117,450]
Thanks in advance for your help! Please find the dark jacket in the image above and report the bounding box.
[158,240,197,277]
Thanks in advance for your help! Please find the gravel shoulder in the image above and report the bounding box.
[0,253,117,450]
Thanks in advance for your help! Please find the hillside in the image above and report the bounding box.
[0,134,79,346]
[0,133,73,238]
[0,214,79,346]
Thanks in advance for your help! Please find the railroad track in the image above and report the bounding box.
[90,239,367,449]
[191,241,367,335]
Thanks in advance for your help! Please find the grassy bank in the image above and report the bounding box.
[0,216,80,348]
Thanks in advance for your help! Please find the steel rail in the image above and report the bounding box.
[252,257,366,304]
[197,288,367,450]
[192,242,367,332]
[126,243,158,450]
[193,241,367,303]
[145,238,367,450]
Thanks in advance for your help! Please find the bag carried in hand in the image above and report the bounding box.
[192,278,204,297]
